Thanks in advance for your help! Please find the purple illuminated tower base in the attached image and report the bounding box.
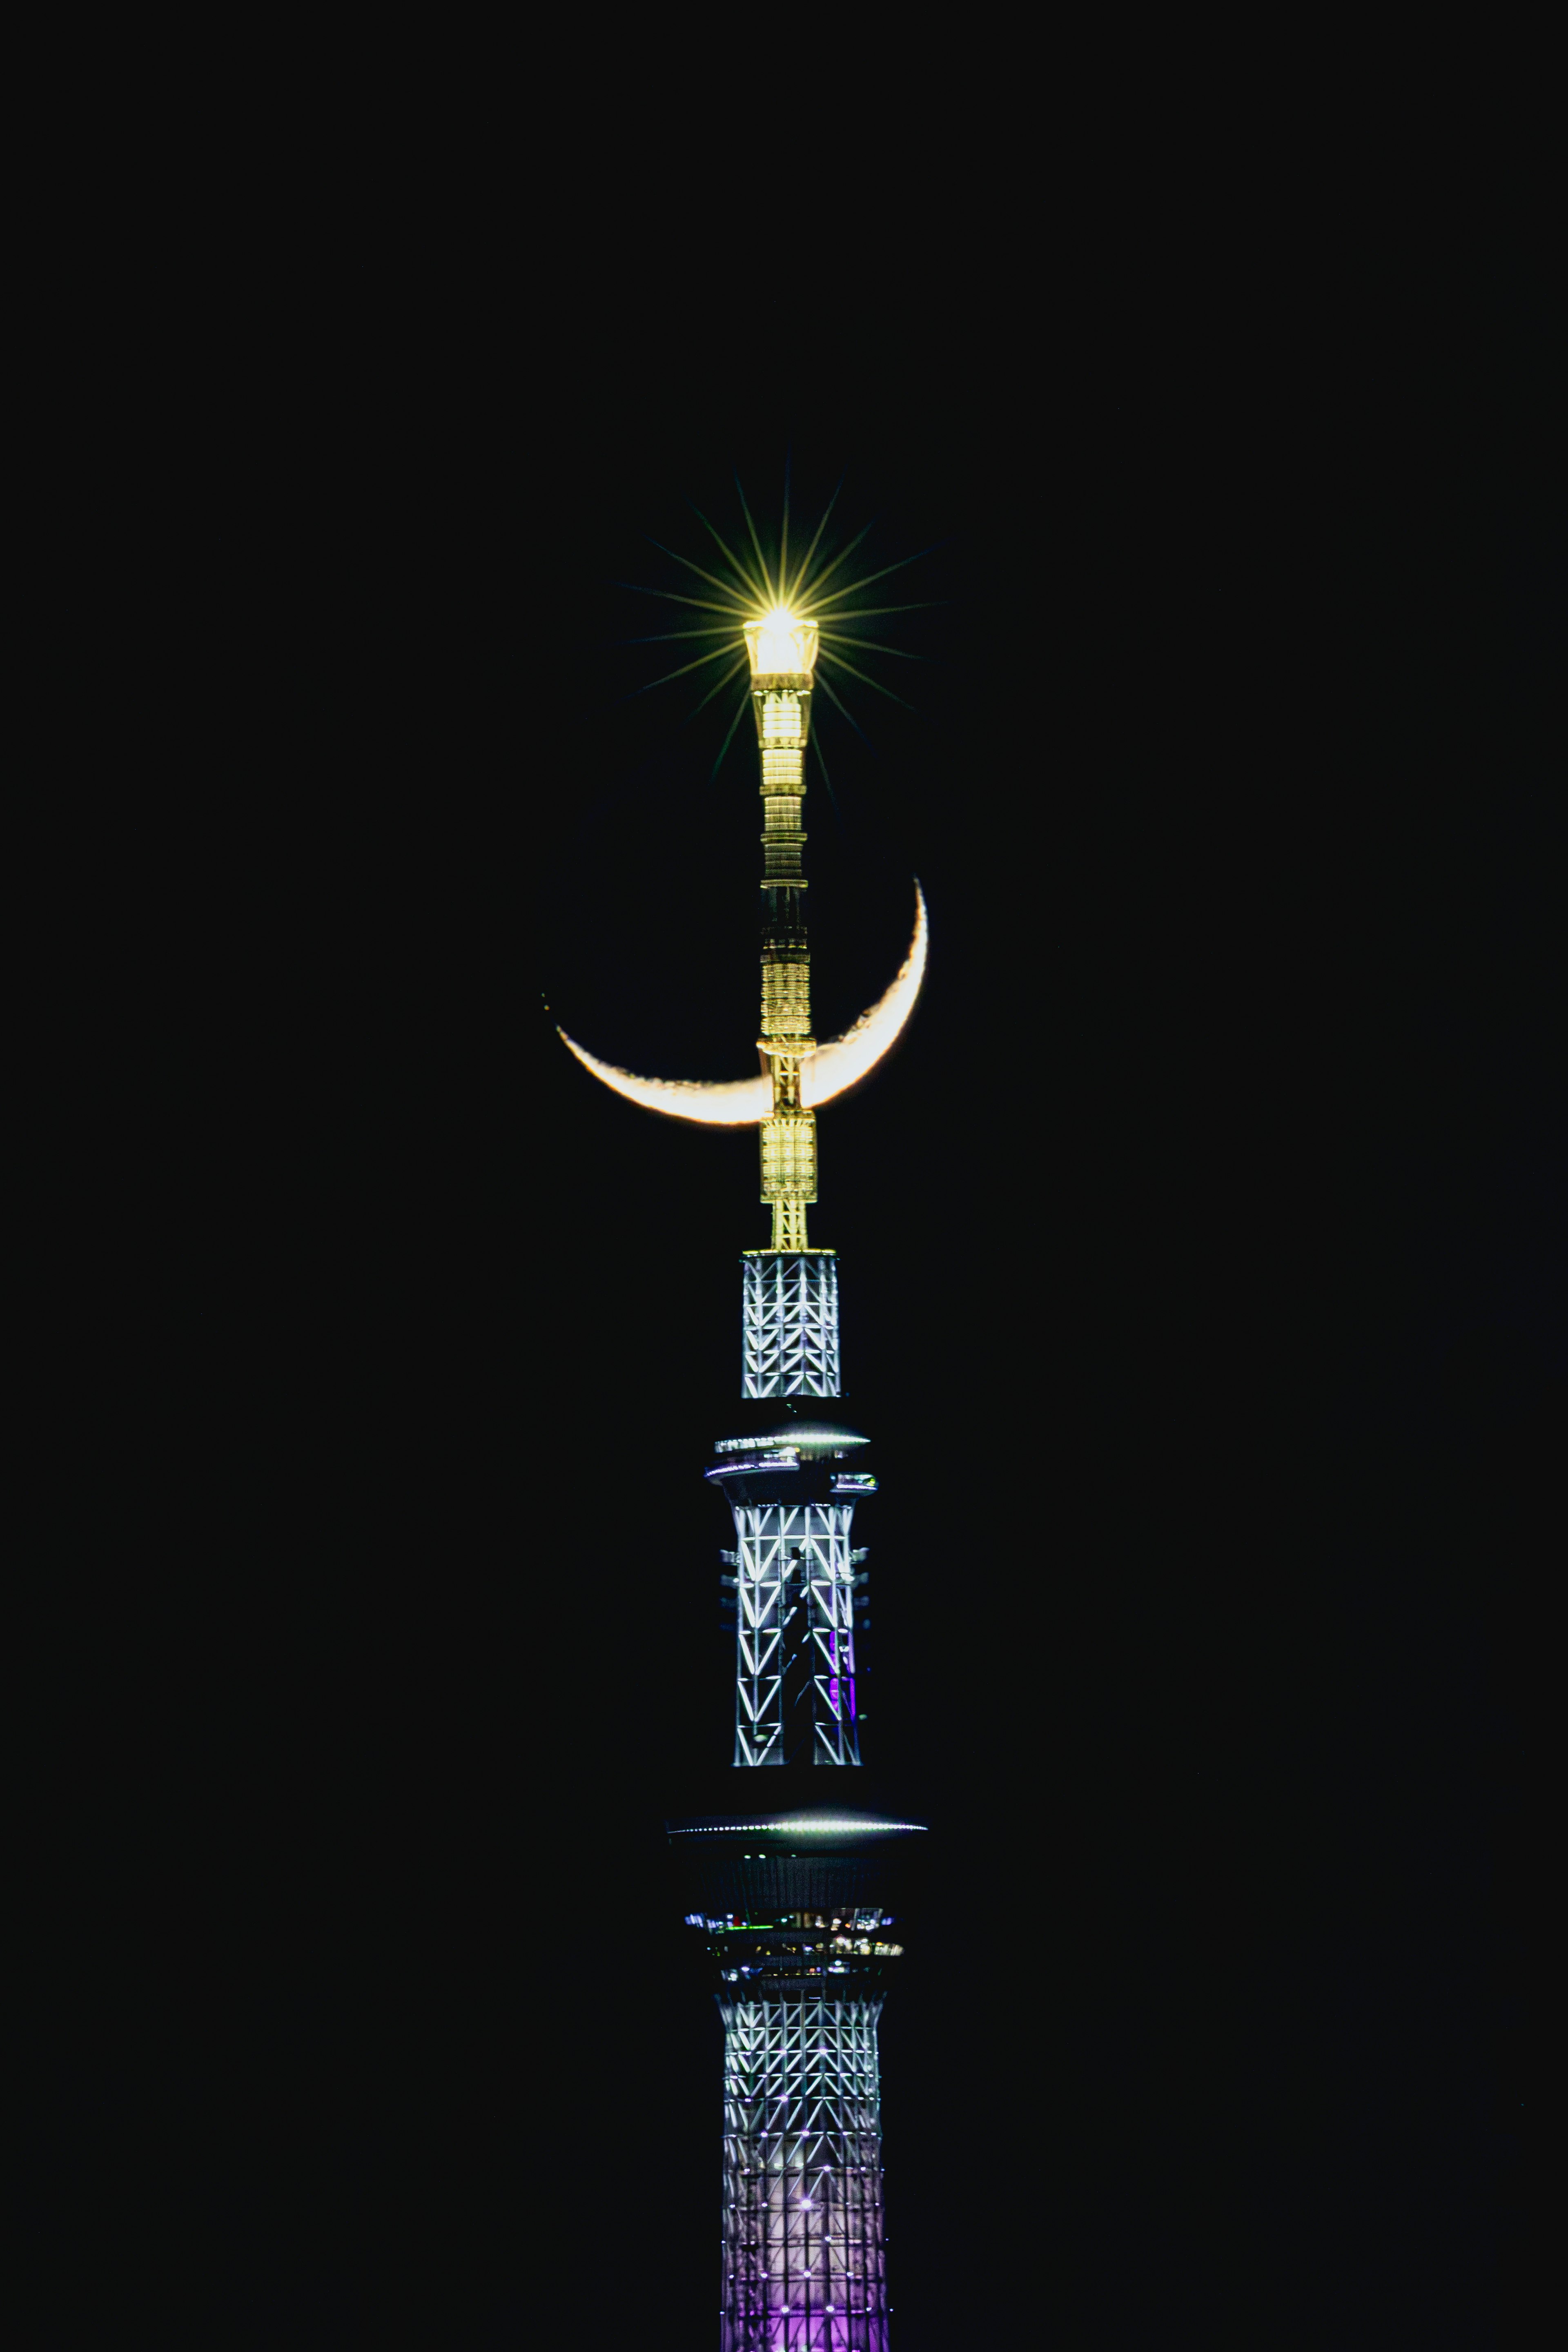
[721,1993,888,2350]
[669,1810,922,2349]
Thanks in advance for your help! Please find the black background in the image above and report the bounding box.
[47,216,1555,2346]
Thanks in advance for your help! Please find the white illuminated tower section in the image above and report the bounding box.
[666,609,925,2352]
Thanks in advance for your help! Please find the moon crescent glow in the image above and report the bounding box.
[557,882,927,1125]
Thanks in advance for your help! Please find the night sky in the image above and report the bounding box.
[66,241,1553,2345]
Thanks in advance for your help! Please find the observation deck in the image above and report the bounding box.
[666,1806,926,1988]
[705,1411,875,1508]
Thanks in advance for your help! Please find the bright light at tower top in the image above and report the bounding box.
[744,607,820,678]
[623,479,939,744]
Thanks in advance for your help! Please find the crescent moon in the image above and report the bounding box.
[557,882,928,1125]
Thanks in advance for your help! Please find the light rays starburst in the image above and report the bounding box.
[615,470,944,773]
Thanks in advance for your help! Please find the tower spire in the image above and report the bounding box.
[744,609,821,1251]
[661,536,922,2348]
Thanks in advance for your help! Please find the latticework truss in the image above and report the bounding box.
[720,1996,888,2351]
[731,1502,862,1768]
[744,1254,841,1398]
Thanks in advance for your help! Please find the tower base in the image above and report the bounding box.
[721,1994,889,2350]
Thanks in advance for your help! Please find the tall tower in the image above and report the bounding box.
[664,607,926,2350]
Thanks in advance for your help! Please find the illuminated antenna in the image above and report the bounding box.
[742,606,822,1252]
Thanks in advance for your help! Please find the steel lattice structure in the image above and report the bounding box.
[730,1501,862,1768]
[743,1253,841,1399]
[568,592,927,2341]
[680,611,920,2348]
[719,1995,888,2350]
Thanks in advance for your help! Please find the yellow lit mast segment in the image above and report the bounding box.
[742,610,822,1251]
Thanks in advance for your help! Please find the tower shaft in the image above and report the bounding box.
[742,1253,840,1398]
[674,1837,913,2352]
[728,1500,862,1768]
[721,1995,889,2350]
[668,594,920,2349]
